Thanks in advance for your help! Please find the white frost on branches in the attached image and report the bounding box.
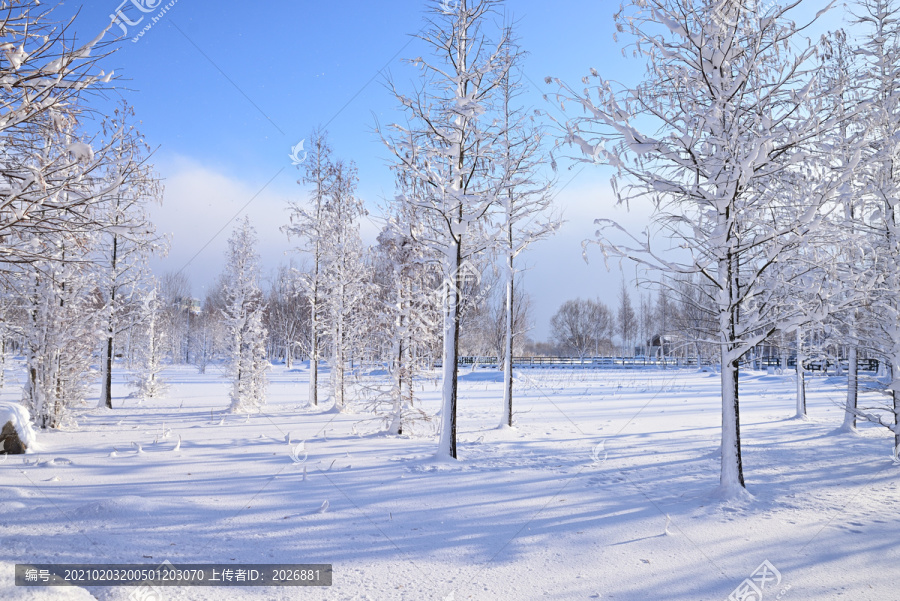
[222,217,268,413]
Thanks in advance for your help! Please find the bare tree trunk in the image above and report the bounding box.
[894,385,900,450]
[390,338,404,435]
[101,336,113,409]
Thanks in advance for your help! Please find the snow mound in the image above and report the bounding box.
[0,402,37,452]
[710,483,756,505]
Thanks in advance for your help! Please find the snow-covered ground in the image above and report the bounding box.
[1,363,898,600]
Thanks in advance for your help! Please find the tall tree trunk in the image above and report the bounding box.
[841,345,858,432]
[438,244,461,459]
[501,238,514,428]
[334,325,344,410]
[26,295,43,426]
[332,279,345,410]
[390,330,403,436]
[100,233,118,409]
[309,295,318,406]
[101,336,113,409]
[404,278,415,409]
[389,282,405,435]
[720,347,745,491]
[719,245,745,492]
[796,328,807,418]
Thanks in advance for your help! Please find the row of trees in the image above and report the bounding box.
[100,0,560,451]
[0,2,556,440]
[0,1,168,428]
[108,120,544,433]
[0,2,283,428]
[22,0,900,498]
[377,0,559,450]
[549,278,676,359]
[548,0,900,495]
[142,1,556,447]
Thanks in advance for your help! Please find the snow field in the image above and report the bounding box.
[0,364,897,600]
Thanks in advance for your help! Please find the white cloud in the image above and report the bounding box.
[148,155,661,343]
[523,171,655,340]
[148,156,297,297]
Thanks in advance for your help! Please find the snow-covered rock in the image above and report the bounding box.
[0,403,36,454]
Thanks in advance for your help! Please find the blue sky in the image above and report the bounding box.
[59,0,846,340]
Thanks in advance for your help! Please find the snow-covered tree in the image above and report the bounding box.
[131,286,167,402]
[494,32,559,427]
[813,28,869,432]
[0,4,168,426]
[617,278,636,356]
[841,0,900,448]
[367,209,442,434]
[0,293,23,390]
[192,285,228,375]
[15,110,126,427]
[670,274,717,365]
[158,272,194,364]
[549,298,613,359]
[95,104,164,409]
[488,274,533,365]
[320,158,369,410]
[380,0,513,458]
[222,218,268,413]
[18,176,109,428]
[0,2,119,270]
[284,130,336,407]
[795,327,808,417]
[20,259,97,428]
[551,0,851,494]
[265,264,309,369]
[456,263,500,357]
